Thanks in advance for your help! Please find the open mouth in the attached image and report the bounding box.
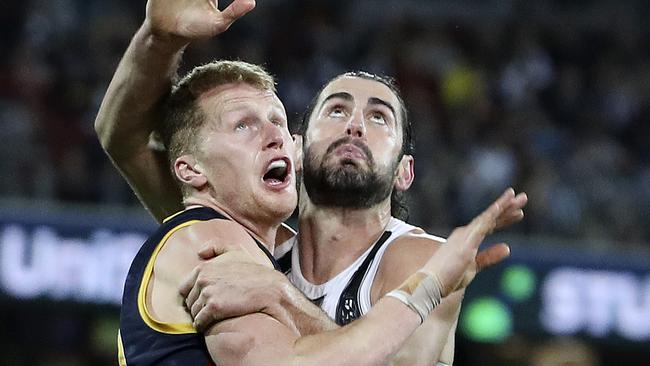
[263,158,291,187]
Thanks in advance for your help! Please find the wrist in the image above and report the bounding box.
[277,274,300,308]
[139,20,189,56]
[385,271,443,324]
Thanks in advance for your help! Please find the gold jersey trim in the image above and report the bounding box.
[117,330,127,366]
[162,209,187,224]
[137,220,200,334]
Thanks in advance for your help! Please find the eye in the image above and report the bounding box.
[235,121,248,131]
[369,111,387,124]
[328,105,347,118]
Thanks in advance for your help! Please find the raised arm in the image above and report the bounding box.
[370,234,462,366]
[185,189,525,365]
[94,0,255,221]
[382,191,527,365]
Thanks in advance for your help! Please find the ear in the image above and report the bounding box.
[292,134,304,173]
[394,155,414,191]
[174,154,208,190]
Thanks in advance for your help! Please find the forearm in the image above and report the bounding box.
[291,297,421,365]
[275,281,338,335]
[389,290,463,366]
[210,297,422,366]
[439,316,459,366]
[94,22,186,156]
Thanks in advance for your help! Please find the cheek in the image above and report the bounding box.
[208,147,254,179]
[308,122,340,141]
[370,128,399,150]
[305,141,329,163]
[369,136,401,166]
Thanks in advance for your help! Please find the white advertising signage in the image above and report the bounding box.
[0,205,151,306]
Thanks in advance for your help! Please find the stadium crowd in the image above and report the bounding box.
[1,0,648,246]
[2,1,649,365]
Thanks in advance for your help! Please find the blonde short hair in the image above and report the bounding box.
[158,60,276,195]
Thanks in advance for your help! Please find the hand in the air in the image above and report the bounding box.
[423,188,527,296]
[145,0,256,44]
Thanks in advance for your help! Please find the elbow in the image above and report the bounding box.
[94,114,113,152]
[94,114,131,161]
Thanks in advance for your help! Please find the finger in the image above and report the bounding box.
[183,273,204,311]
[468,188,515,240]
[197,239,240,260]
[198,239,252,260]
[508,192,528,210]
[476,243,510,272]
[496,209,525,228]
[515,192,528,205]
[498,193,527,217]
[191,293,205,320]
[198,243,224,259]
[179,266,200,298]
[219,0,256,24]
[193,304,219,332]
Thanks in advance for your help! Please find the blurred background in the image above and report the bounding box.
[1,0,649,364]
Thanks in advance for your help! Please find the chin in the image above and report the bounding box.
[258,193,297,221]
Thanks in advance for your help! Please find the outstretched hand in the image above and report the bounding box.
[145,0,256,44]
[423,188,527,296]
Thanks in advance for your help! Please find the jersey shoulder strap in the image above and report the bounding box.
[335,231,393,325]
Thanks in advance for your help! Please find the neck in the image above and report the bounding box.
[184,195,280,250]
[296,188,392,284]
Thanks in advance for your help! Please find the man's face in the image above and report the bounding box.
[302,76,404,209]
[195,82,297,223]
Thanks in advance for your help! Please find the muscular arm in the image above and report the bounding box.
[94,23,185,221]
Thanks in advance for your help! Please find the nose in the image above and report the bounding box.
[263,121,284,150]
[346,111,366,138]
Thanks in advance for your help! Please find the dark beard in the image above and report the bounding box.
[302,137,396,209]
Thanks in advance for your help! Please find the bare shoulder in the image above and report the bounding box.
[371,228,447,303]
[383,228,446,268]
[154,219,259,285]
[180,218,261,253]
[148,218,263,323]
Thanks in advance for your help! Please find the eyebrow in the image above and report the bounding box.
[368,97,396,120]
[320,92,354,106]
[319,92,397,121]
